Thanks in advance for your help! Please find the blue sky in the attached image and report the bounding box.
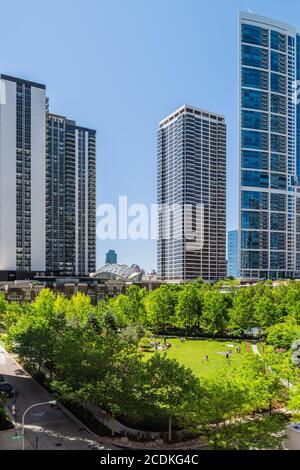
[1,0,299,272]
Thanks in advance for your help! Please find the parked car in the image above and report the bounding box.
[0,382,14,398]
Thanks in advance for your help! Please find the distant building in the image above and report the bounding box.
[105,250,117,264]
[227,230,239,278]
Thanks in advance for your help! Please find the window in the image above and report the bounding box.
[271,233,286,250]
[242,24,268,47]
[242,130,268,150]
[271,73,286,94]
[241,150,268,170]
[271,115,286,134]
[242,190,268,210]
[242,110,268,130]
[242,230,268,249]
[271,173,287,190]
[242,45,268,69]
[270,251,286,269]
[242,67,268,90]
[271,30,286,52]
[242,211,268,230]
[270,213,286,231]
[242,170,269,188]
[271,193,286,211]
[242,89,268,111]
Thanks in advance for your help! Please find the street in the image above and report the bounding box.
[0,345,118,450]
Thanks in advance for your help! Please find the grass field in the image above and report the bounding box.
[147,338,253,379]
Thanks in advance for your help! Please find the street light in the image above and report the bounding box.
[21,400,56,450]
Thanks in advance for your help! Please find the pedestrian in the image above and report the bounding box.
[205,354,209,361]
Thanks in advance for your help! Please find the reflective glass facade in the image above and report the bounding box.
[239,13,300,280]
[228,230,239,278]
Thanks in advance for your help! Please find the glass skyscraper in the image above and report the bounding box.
[228,230,239,278]
[239,12,300,280]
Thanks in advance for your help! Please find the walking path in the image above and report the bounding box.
[0,345,119,450]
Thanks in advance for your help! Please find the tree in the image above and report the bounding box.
[8,289,67,378]
[266,320,300,350]
[201,290,228,335]
[240,353,286,416]
[288,384,300,412]
[144,285,178,331]
[113,285,147,325]
[229,287,256,334]
[254,295,280,328]
[102,310,118,333]
[206,414,286,450]
[0,292,7,327]
[144,354,201,441]
[176,283,203,332]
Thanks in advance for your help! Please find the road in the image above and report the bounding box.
[0,345,119,450]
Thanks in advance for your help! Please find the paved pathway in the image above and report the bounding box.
[0,345,119,450]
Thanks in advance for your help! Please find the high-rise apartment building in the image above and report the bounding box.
[227,230,239,278]
[46,114,96,276]
[239,12,300,280]
[0,75,46,279]
[157,105,227,282]
[105,250,117,264]
[0,74,96,280]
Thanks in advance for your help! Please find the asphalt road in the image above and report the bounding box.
[0,345,118,450]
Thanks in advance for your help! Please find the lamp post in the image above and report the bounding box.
[21,400,56,450]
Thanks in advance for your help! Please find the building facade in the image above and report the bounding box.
[0,74,96,280]
[0,75,46,277]
[46,114,96,276]
[105,249,117,264]
[157,105,227,282]
[239,12,300,280]
[227,229,239,278]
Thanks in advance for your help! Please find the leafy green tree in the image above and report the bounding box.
[176,283,203,331]
[113,285,147,325]
[201,290,228,335]
[206,414,286,450]
[144,354,202,441]
[102,310,118,333]
[0,292,7,327]
[8,289,67,378]
[254,295,280,328]
[266,320,300,350]
[144,285,178,331]
[288,384,300,412]
[241,353,286,416]
[229,287,256,334]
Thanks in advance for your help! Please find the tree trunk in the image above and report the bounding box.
[168,415,172,442]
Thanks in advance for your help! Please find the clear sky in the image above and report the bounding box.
[1,0,299,272]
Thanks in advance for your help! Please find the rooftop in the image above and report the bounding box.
[159,105,225,128]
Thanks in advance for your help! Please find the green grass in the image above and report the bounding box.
[146,338,253,379]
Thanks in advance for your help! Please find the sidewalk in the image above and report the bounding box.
[0,345,118,450]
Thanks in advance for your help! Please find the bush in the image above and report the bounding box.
[266,321,300,350]
[138,337,152,351]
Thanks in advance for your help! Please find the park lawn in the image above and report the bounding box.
[147,338,253,379]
